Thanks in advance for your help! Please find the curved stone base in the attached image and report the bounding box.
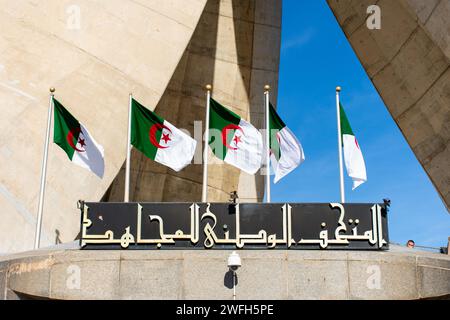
[1,244,449,300]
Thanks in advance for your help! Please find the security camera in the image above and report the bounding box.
[227,251,241,271]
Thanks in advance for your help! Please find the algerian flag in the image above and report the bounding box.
[208,98,263,174]
[340,103,367,190]
[53,99,105,178]
[269,103,305,183]
[131,98,196,172]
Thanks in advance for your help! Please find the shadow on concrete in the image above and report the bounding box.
[232,0,265,202]
[103,0,220,202]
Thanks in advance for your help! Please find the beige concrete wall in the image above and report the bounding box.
[1,245,449,300]
[326,0,450,211]
[0,0,208,253]
[104,0,281,203]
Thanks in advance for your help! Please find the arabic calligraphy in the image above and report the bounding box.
[80,202,388,250]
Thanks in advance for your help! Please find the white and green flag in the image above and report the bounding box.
[208,98,263,174]
[131,98,197,172]
[269,103,305,183]
[340,103,367,189]
[53,99,105,178]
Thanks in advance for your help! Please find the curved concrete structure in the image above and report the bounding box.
[0,0,281,254]
[326,0,450,211]
[0,245,449,299]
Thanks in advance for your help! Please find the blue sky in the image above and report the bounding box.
[271,0,450,248]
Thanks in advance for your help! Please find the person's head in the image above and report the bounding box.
[407,240,415,248]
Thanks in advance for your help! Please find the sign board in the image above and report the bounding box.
[80,202,389,250]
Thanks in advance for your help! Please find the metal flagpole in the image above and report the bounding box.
[336,86,345,203]
[124,93,132,202]
[34,87,55,249]
[201,84,212,203]
[264,85,271,203]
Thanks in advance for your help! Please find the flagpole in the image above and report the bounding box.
[336,86,345,203]
[202,84,212,202]
[124,93,132,202]
[264,85,271,203]
[34,87,55,249]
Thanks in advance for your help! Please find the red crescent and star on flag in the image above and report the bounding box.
[66,127,86,152]
[221,124,244,150]
[149,123,172,149]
